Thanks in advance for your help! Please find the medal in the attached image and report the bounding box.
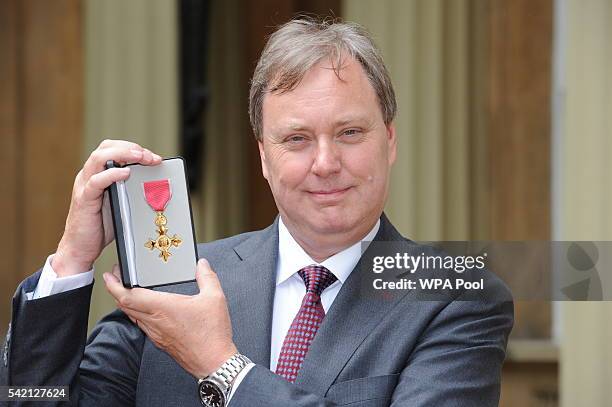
[143,179,182,262]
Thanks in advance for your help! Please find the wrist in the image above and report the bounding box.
[196,344,238,379]
[54,243,93,277]
[197,352,251,407]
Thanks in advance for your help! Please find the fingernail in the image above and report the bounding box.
[102,273,109,282]
[154,154,162,161]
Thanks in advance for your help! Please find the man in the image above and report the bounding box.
[1,18,513,406]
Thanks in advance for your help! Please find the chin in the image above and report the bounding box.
[308,211,359,235]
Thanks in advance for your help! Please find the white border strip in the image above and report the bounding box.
[551,0,567,344]
[118,180,138,285]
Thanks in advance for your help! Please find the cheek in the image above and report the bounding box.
[266,151,311,190]
[345,144,389,185]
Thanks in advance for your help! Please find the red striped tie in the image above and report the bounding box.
[275,265,338,382]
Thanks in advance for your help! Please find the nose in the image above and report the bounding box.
[311,138,341,177]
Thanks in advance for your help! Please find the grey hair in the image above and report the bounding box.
[248,17,397,141]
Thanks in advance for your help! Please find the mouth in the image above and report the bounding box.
[306,187,352,201]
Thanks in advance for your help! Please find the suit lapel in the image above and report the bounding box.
[295,214,414,395]
[220,220,279,369]
[203,214,413,394]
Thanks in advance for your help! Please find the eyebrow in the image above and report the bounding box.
[287,122,311,132]
[333,117,366,127]
[278,116,370,132]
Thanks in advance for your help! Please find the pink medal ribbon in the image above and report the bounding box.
[143,179,182,262]
[143,179,171,211]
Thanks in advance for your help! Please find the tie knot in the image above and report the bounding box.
[298,265,337,296]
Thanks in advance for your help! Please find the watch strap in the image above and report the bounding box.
[202,353,252,392]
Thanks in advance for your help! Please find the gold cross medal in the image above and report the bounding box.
[143,179,182,262]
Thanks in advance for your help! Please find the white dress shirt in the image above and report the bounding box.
[26,254,94,300]
[270,217,379,371]
[28,217,380,402]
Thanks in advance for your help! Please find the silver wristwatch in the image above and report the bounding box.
[197,353,252,407]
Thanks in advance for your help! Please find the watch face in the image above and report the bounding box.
[199,381,226,407]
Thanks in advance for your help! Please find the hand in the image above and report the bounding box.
[54,139,162,277]
[103,259,238,379]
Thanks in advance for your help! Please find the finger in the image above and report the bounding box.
[81,167,131,202]
[103,268,122,286]
[140,148,162,165]
[111,267,125,288]
[103,271,134,308]
[83,146,162,179]
[104,272,163,314]
[83,147,142,178]
[86,140,144,178]
[97,140,164,162]
[195,258,222,292]
[195,259,208,290]
[98,139,145,151]
[111,266,121,281]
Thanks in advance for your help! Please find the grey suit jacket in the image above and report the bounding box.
[1,214,513,406]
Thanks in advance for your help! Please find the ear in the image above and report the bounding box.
[258,140,269,180]
[386,122,397,166]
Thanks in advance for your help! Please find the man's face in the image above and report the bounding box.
[259,56,396,249]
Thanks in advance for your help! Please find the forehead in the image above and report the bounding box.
[262,57,382,130]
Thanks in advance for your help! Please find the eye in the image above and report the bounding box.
[340,128,363,140]
[285,135,307,143]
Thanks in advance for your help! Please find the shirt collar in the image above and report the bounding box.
[276,216,380,286]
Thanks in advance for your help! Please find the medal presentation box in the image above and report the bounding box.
[105,157,198,288]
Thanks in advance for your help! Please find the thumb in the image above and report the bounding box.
[195,258,216,290]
